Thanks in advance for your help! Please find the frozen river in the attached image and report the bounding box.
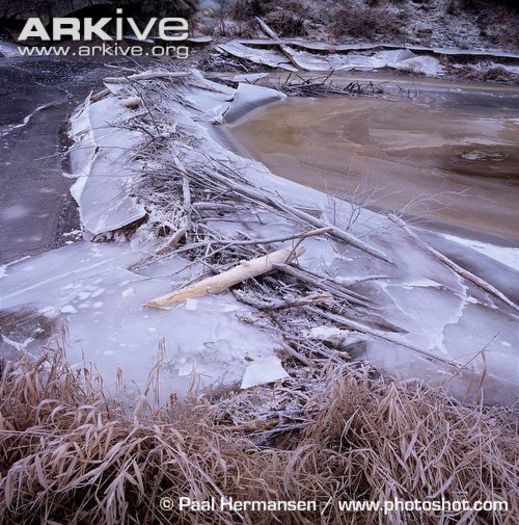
[225,81,519,246]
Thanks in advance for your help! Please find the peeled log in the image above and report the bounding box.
[146,245,305,308]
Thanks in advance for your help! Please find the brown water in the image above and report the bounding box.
[225,89,519,245]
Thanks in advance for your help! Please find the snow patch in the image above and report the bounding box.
[443,234,519,272]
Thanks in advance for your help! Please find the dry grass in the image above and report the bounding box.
[1,348,518,524]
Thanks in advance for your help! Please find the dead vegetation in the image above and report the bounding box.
[328,4,403,41]
[231,0,307,37]
[268,73,384,97]
[1,348,518,524]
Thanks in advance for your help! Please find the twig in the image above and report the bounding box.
[389,214,519,313]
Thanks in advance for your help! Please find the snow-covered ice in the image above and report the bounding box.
[217,40,444,76]
[223,83,286,123]
[68,94,146,235]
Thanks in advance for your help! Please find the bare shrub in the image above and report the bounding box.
[330,5,402,40]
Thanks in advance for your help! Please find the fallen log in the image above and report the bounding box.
[255,16,301,71]
[146,245,305,308]
[389,214,519,313]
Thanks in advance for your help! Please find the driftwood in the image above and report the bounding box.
[182,174,192,230]
[390,215,519,312]
[255,16,301,71]
[155,228,187,256]
[90,88,110,102]
[274,263,373,308]
[191,164,392,263]
[146,245,305,308]
[191,227,332,249]
[103,71,190,84]
[235,290,333,311]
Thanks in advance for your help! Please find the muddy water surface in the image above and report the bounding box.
[225,87,519,245]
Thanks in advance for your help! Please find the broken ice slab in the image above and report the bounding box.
[241,356,289,389]
[218,40,443,76]
[0,241,284,397]
[217,41,297,71]
[223,83,286,123]
[68,95,146,235]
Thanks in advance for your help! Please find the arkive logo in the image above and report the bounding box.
[17,8,188,42]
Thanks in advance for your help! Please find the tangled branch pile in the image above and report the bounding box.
[0,349,517,524]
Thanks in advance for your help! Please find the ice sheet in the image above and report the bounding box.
[217,40,443,76]
[224,83,286,123]
[68,95,146,235]
[443,234,519,272]
[217,41,297,71]
[0,242,283,396]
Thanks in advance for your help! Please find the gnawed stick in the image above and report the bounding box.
[389,214,519,313]
[146,245,305,308]
[182,174,192,230]
[234,290,333,311]
[90,88,110,102]
[255,16,301,71]
[274,263,373,308]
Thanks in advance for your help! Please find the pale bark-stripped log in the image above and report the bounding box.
[389,214,519,313]
[146,245,305,308]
